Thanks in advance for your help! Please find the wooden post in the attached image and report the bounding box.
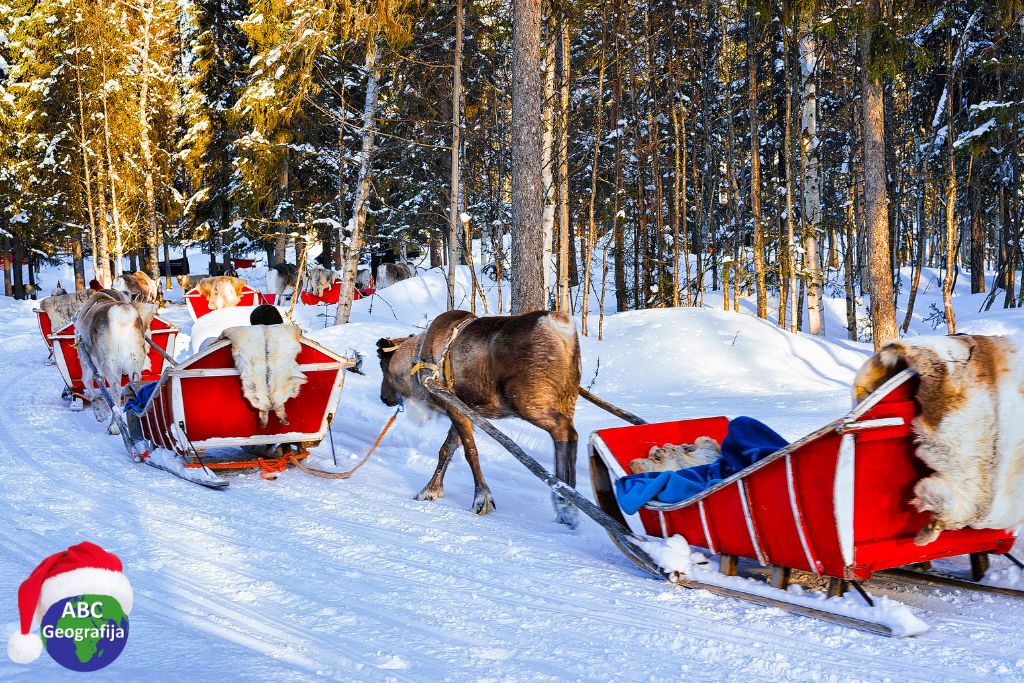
[770,566,792,589]
[719,554,739,577]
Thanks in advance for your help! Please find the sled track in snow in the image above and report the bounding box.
[3,336,1023,680]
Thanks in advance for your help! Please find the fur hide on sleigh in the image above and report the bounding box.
[220,324,307,426]
[629,437,722,474]
[41,290,96,331]
[853,334,1024,544]
[198,276,246,310]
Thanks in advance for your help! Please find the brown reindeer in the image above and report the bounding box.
[377,309,582,526]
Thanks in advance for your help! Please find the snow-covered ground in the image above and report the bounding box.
[2,260,1024,681]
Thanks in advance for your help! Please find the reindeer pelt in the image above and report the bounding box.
[198,276,246,310]
[74,294,156,401]
[113,271,158,302]
[41,290,96,331]
[375,262,416,289]
[853,334,1024,544]
[220,324,307,426]
[304,265,337,296]
[629,437,722,474]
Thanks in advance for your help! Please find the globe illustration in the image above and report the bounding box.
[40,594,129,672]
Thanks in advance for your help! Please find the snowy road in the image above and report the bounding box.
[2,285,1024,681]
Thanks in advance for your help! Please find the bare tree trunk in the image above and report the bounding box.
[969,169,985,293]
[335,50,380,324]
[100,54,123,278]
[335,79,349,271]
[671,98,684,308]
[581,8,606,334]
[540,16,556,302]
[1,235,11,297]
[510,0,546,313]
[73,26,98,284]
[747,4,766,318]
[95,148,112,286]
[274,154,289,264]
[448,0,463,310]
[799,12,823,335]
[845,183,858,340]
[942,28,958,333]
[860,0,899,349]
[782,20,798,333]
[554,13,570,312]
[138,0,160,281]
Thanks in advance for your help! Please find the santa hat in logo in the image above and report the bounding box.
[7,541,133,664]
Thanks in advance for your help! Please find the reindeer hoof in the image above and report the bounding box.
[552,496,579,529]
[92,400,110,422]
[415,487,444,502]
[471,492,496,515]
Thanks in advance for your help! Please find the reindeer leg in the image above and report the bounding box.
[416,424,461,502]
[521,407,580,528]
[450,411,494,515]
[550,416,580,529]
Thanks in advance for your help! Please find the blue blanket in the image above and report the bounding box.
[614,416,788,515]
[124,381,159,415]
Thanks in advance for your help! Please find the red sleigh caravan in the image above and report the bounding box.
[49,316,179,405]
[184,284,265,320]
[132,335,353,483]
[589,369,1020,634]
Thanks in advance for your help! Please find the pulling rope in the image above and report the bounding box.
[288,405,402,479]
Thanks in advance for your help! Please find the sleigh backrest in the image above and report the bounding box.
[163,336,352,447]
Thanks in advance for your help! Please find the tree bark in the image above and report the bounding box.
[581,6,606,334]
[448,0,463,310]
[138,0,160,281]
[335,50,381,324]
[859,0,899,349]
[799,12,823,335]
[747,4,766,318]
[509,0,546,313]
[554,13,570,313]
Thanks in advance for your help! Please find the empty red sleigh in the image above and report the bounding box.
[590,369,1018,585]
[184,284,265,320]
[49,316,179,403]
[133,335,353,476]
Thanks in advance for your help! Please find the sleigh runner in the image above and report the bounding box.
[49,315,179,406]
[588,369,1022,636]
[128,332,354,484]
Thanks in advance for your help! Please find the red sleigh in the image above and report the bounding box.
[49,316,179,404]
[132,335,353,480]
[589,369,1019,633]
[34,308,55,358]
[299,277,376,306]
[184,284,265,320]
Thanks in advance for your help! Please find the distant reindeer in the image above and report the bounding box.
[267,263,299,303]
[375,262,416,289]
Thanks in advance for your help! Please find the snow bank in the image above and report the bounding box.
[581,307,869,399]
